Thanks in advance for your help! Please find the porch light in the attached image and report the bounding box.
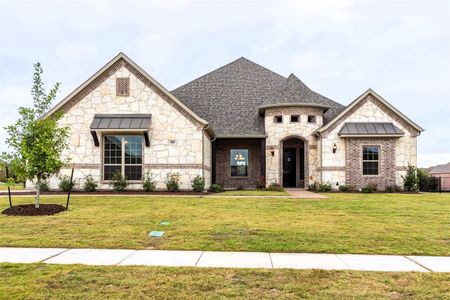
[332,143,337,153]
[270,149,275,156]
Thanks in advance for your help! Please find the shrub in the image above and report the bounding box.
[417,168,428,191]
[191,175,205,192]
[318,183,332,192]
[338,184,354,192]
[143,171,156,192]
[111,173,128,192]
[165,173,181,192]
[83,175,98,192]
[209,184,224,193]
[266,182,285,192]
[58,175,74,192]
[255,176,266,190]
[307,182,319,192]
[36,180,50,192]
[402,165,419,192]
[361,183,377,193]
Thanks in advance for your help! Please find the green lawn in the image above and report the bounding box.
[0,182,24,190]
[1,193,449,255]
[219,189,288,196]
[1,263,449,299]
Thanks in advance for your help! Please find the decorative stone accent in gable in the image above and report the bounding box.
[345,137,396,190]
[322,95,419,137]
[56,58,204,129]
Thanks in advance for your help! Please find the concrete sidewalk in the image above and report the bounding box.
[1,247,449,272]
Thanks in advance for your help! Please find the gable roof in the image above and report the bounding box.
[429,162,450,174]
[172,57,344,137]
[45,52,210,132]
[318,89,424,135]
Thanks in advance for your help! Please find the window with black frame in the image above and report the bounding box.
[104,135,143,180]
[362,146,379,175]
[230,149,248,176]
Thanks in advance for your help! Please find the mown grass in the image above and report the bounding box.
[0,193,449,255]
[219,190,288,196]
[1,263,449,299]
[0,183,24,190]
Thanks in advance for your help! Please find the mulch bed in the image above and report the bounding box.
[2,204,66,216]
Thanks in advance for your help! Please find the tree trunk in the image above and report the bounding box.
[35,178,41,208]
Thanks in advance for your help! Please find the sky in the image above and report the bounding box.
[0,0,449,167]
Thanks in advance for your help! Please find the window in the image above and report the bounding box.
[116,78,130,96]
[104,135,143,180]
[274,115,283,123]
[230,149,248,176]
[290,115,299,123]
[307,115,316,123]
[362,146,379,175]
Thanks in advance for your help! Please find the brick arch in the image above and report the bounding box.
[279,135,309,187]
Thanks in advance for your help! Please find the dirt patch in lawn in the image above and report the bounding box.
[2,204,65,216]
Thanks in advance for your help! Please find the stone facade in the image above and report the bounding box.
[49,64,207,190]
[320,94,419,189]
[264,106,323,186]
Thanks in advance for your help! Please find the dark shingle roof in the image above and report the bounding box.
[90,114,151,130]
[171,57,344,137]
[338,122,404,136]
[429,162,450,174]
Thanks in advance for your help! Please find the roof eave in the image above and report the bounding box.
[318,89,424,133]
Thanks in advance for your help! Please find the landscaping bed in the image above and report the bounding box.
[2,204,65,216]
[0,190,213,196]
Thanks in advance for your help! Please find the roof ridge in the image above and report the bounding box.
[172,57,286,92]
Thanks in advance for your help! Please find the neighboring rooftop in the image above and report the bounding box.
[172,57,344,137]
[429,162,450,174]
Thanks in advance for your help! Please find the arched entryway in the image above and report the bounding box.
[281,137,307,188]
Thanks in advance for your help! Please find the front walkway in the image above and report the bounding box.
[285,188,328,198]
[1,247,448,272]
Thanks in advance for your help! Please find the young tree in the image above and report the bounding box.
[1,63,69,208]
[402,164,419,192]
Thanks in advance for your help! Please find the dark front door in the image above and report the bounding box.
[283,148,296,187]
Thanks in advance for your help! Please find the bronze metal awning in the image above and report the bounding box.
[338,122,404,137]
[89,114,151,146]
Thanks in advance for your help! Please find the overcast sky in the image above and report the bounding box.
[0,0,449,167]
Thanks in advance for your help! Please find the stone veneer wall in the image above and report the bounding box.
[345,138,396,190]
[320,94,418,189]
[47,64,208,190]
[264,107,323,186]
[214,139,263,189]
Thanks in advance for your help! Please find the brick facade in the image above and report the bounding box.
[214,139,264,189]
[345,138,397,190]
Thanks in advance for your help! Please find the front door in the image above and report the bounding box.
[283,148,296,187]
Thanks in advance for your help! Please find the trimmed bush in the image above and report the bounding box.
[403,165,419,192]
[83,175,98,192]
[111,173,128,192]
[318,183,332,192]
[143,171,156,192]
[266,182,285,192]
[361,183,377,193]
[191,175,205,192]
[58,175,74,192]
[36,180,50,192]
[209,184,224,193]
[165,173,181,192]
[338,184,354,192]
[307,182,319,192]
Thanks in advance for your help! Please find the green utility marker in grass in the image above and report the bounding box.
[159,221,171,226]
[149,231,165,237]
